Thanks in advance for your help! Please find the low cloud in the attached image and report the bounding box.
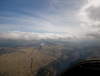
[0,31,98,43]
[87,31,100,39]
[0,31,78,41]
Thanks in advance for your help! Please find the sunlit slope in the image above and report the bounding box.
[0,42,74,76]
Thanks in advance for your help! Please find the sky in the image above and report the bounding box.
[0,0,100,42]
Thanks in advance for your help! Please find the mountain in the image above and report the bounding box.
[0,40,100,76]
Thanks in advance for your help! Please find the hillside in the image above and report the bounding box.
[0,41,100,76]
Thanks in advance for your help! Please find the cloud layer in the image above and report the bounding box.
[0,31,75,40]
[0,31,97,43]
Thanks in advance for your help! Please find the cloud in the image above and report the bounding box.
[0,31,78,40]
[78,0,100,40]
[87,33,100,39]
[79,0,100,27]
[0,31,98,43]
[87,6,100,21]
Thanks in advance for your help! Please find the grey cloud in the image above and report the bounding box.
[87,32,100,39]
[87,6,100,21]
[78,0,100,42]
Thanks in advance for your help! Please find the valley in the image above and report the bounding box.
[0,41,100,76]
